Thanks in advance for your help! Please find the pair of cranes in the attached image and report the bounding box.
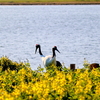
[35,44,100,70]
[35,44,62,69]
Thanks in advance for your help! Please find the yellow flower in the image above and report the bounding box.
[79,95,85,100]
[11,89,20,98]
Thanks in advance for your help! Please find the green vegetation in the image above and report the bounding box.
[0,56,25,71]
[0,56,100,100]
[0,0,100,4]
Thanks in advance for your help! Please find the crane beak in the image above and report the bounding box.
[56,49,60,53]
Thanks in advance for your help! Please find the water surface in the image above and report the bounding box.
[0,5,100,69]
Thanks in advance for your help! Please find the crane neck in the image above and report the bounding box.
[52,48,56,58]
[38,46,43,56]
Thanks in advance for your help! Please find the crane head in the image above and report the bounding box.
[53,46,60,53]
[35,44,40,54]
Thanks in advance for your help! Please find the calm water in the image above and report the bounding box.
[0,5,100,70]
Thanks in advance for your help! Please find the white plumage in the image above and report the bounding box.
[35,44,60,67]
[42,55,56,67]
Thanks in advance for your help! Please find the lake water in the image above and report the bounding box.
[0,5,100,70]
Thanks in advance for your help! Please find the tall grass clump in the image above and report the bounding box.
[0,57,100,100]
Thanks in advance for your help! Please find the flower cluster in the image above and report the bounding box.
[0,57,100,100]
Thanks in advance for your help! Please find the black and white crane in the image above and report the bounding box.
[35,44,62,68]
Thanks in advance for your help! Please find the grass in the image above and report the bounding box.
[0,0,100,4]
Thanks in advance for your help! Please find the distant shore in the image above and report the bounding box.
[0,2,100,5]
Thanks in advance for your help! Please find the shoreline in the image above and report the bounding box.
[0,2,100,5]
